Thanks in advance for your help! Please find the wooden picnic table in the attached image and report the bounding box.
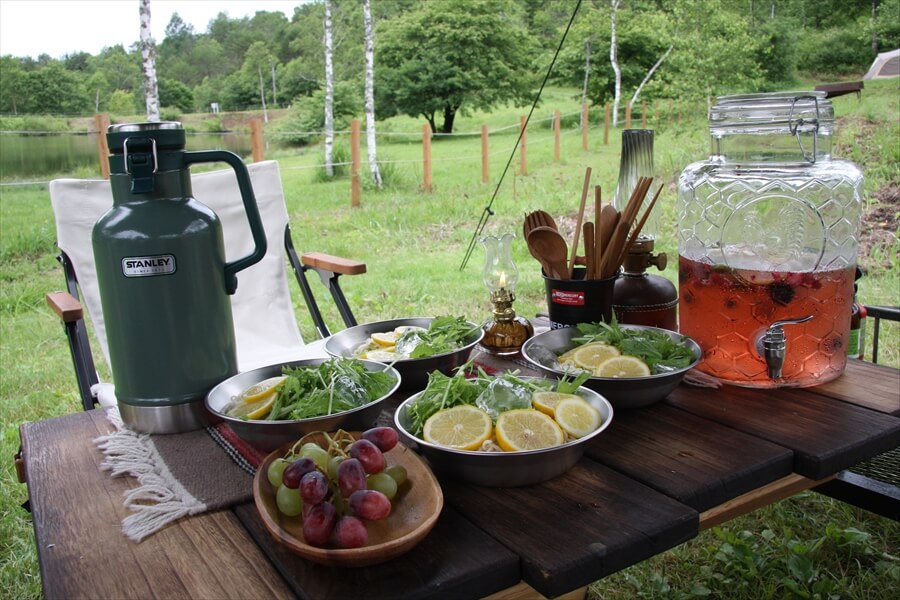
[18,354,900,599]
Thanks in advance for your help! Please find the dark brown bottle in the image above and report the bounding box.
[612,238,678,331]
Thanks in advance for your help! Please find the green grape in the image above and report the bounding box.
[267,457,288,487]
[367,472,398,500]
[300,444,330,470]
[384,464,408,487]
[276,484,304,516]
[327,455,345,480]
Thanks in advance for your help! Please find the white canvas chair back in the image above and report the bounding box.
[49,160,324,380]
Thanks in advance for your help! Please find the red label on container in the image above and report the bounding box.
[551,289,585,306]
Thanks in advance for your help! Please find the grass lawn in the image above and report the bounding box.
[1,83,897,599]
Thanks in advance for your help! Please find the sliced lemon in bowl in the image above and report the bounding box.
[531,391,581,417]
[226,394,276,420]
[572,343,621,372]
[495,409,565,452]
[364,348,398,361]
[423,405,493,451]
[371,331,398,347]
[595,355,651,378]
[554,397,602,438]
[239,376,287,403]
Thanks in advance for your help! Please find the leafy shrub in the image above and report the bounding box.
[272,82,362,146]
[795,24,873,76]
[160,107,182,122]
[0,115,70,132]
[313,142,351,181]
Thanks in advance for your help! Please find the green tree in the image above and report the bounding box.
[108,89,138,116]
[159,78,194,112]
[376,0,536,133]
[18,62,90,114]
[0,55,26,113]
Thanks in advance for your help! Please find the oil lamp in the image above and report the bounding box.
[480,234,533,355]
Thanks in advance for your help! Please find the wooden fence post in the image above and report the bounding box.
[520,115,528,176]
[581,103,589,150]
[95,113,110,179]
[654,100,660,127]
[625,101,632,129]
[603,103,610,145]
[422,123,432,193]
[553,110,560,162]
[481,124,489,184]
[350,118,361,208]
[250,118,264,162]
[641,100,647,129]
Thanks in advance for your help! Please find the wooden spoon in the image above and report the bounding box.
[527,226,569,279]
[523,210,559,241]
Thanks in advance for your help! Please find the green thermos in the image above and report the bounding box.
[93,122,266,433]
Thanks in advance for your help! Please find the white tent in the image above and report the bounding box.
[863,48,900,80]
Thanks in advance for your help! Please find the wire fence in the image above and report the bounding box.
[0,99,708,189]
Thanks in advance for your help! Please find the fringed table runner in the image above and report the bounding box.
[94,407,266,542]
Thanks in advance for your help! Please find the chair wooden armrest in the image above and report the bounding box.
[300,252,366,276]
[46,291,84,323]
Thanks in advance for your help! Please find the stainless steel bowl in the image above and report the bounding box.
[521,326,701,409]
[394,381,613,487]
[205,358,401,451]
[324,317,484,390]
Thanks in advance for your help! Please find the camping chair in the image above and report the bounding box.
[816,304,900,520]
[45,160,365,411]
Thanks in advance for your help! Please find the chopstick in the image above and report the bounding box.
[593,186,602,280]
[598,176,653,279]
[569,167,592,277]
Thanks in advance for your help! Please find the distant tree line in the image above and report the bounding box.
[0,0,896,135]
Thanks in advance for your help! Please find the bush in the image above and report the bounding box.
[160,107,182,122]
[313,142,351,181]
[271,82,362,146]
[795,23,873,76]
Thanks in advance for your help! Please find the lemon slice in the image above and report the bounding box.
[531,391,581,417]
[364,349,398,361]
[595,355,651,378]
[495,409,565,452]
[371,331,398,347]
[423,405,493,451]
[554,397,602,438]
[240,376,287,403]
[572,343,621,372]
[226,394,276,420]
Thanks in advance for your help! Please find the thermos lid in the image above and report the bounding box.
[106,121,186,155]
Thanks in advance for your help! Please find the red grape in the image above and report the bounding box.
[299,470,329,505]
[349,439,386,474]
[302,501,337,547]
[337,458,367,497]
[348,489,392,521]
[282,456,317,489]
[333,515,368,548]
[362,427,399,452]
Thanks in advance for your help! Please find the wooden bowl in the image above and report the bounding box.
[253,433,443,567]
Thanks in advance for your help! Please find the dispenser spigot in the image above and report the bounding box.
[756,315,814,379]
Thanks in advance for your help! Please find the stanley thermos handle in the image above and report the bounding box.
[184,150,267,294]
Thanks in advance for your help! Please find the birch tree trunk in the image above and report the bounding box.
[258,67,268,123]
[139,0,160,122]
[630,45,673,107]
[363,0,382,187]
[271,62,278,107]
[581,38,591,128]
[609,0,622,127]
[323,0,335,177]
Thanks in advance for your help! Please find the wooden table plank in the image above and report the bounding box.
[586,403,794,511]
[665,381,900,480]
[20,411,294,600]
[438,460,698,599]
[813,360,900,415]
[234,502,520,599]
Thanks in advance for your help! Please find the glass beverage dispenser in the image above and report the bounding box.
[677,92,863,388]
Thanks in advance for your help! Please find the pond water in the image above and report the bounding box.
[0,132,254,179]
